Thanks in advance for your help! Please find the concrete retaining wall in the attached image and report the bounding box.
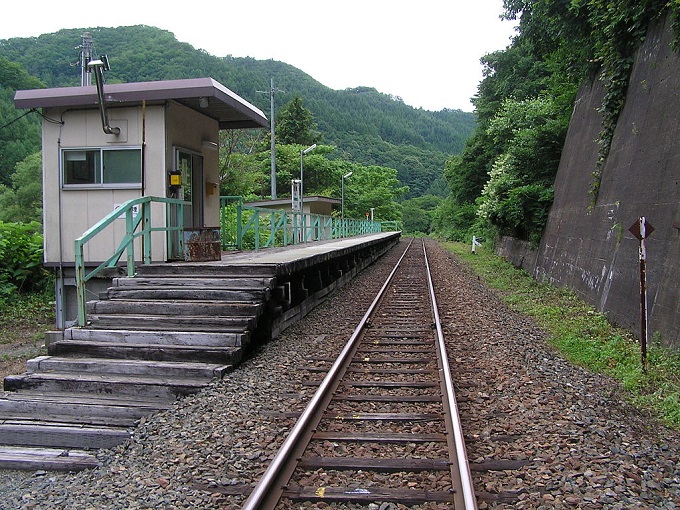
[529,14,680,348]
[495,237,537,275]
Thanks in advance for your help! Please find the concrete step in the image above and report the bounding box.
[112,276,275,289]
[0,446,100,471]
[0,421,131,449]
[64,328,248,347]
[100,287,269,302]
[26,355,231,379]
[87,314,255,332]
[48,340,242,364]
[3,372,211,400]
[87,299,262,317]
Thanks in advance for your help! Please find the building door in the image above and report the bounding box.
[176,148,204,228]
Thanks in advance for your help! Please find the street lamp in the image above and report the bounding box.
[299,144,316,242]
[299,144,317,213]
[341,171,353,219]
[341,171,353,238]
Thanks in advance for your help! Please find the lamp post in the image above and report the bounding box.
[341,171,352,219]
[299,144,316,213]
[341,171,352,237]
[299,144,316,242]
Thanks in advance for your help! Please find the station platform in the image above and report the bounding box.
[135,231,402,336]
[195,231,401,274]
[145,231,401,336]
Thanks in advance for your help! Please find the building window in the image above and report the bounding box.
[62,147,142,187]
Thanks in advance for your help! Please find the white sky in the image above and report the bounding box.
[0,0,517,112]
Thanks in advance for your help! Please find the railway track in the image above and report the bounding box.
[243,238,476,509]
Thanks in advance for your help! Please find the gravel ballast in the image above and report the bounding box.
[1,238,678,509]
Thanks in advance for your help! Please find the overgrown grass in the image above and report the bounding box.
[442,241,680,430]
[0,291,54,346]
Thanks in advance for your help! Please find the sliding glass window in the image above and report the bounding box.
[62,147,142,188]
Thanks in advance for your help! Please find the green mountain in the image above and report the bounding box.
[0,25,476,198]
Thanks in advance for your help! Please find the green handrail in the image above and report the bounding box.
[220,196,243,250]
[219,197,382,250]
[74,196,184,327]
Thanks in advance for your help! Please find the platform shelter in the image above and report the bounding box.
[14,77,268,327]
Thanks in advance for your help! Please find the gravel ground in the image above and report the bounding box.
[0,238,678,509]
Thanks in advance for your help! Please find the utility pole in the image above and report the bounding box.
[257,78,283,199]
[80,32,94,87]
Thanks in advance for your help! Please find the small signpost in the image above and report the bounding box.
[628,216,654,370]
[471,236,482,254]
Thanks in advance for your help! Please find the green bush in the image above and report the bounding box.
[0,222,50,302]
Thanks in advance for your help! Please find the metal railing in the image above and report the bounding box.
[380,220,402,232]
[219,196,382,250]
[74,196,184,327]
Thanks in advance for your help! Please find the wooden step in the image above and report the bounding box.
[0,392,163,428]
[87,299,262,317]
[0,409,139,428]
[26,356,231,379]
[1,389,173,407]
[0,446,100,471]
[0,390,171,420]
[0,421,131,449]
[100,287,269,301]
[87,314,255,332]
[112,276,275,289]
[3,372,211,400]
[48,340,243,363]
[64,328,248,347]
[135,263,277,278]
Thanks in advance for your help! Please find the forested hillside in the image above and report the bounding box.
[437,0,680,244]
[0,25,475,200]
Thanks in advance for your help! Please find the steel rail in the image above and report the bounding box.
[423,240,478,509]
[241,238,414,510]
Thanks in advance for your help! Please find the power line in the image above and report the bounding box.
[0,108,37,131]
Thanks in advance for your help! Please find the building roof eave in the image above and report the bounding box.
[14,77,268,130]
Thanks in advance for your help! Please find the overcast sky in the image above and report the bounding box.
[0,0,517,112]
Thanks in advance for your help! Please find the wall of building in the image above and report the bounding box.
[165,102,220,227]
[530,14,680,348]
[43,105,166,264]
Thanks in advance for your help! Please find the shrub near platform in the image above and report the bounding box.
[0,221,50,302]
[442,240,680,429]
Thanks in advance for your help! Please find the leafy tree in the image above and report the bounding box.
[0,58,43,185]
[344,165,408,222]
[0,152,43,223]
[402,195,442,234]
[432,200,480,242]
[475,96,566,244]
[276,96,321,146]
[219,129,269,199]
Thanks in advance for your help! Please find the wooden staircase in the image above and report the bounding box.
[0,263,277,471]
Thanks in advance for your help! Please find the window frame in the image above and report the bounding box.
[61,146,143,190]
